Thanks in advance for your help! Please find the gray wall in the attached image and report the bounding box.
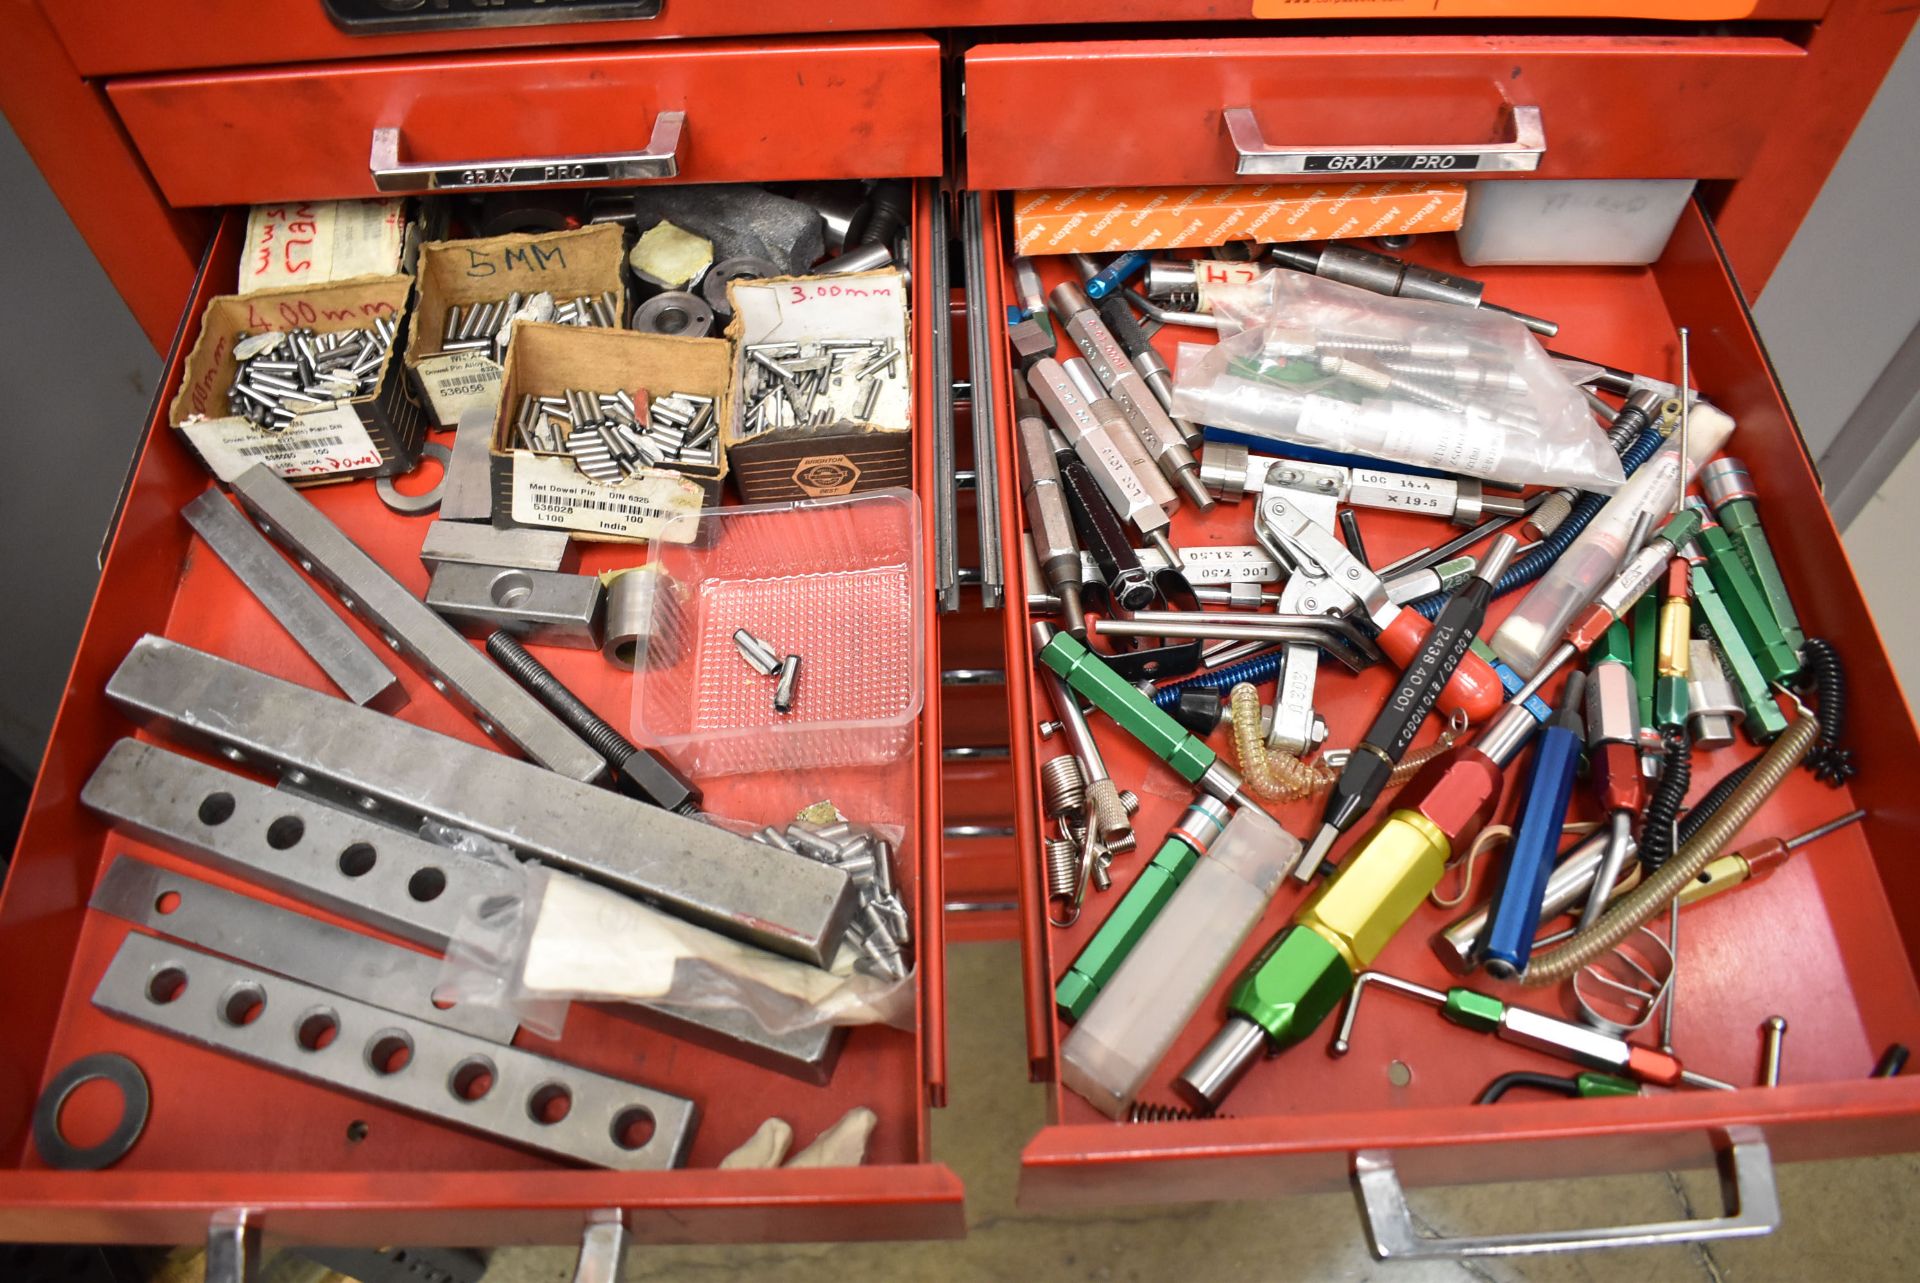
[2,29,1917,776]
[1753,25,1920,462]
[0,121,160,780]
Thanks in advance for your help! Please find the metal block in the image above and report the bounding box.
[105,638,858,965]
[182,490,405,711]
[419,520,572,573]
[228,464,604,782]
[94,933,696,1170]
[90,854,518,1044]
[82,739,514,950]
[83,740,841,1079]
[426,562,605,650]
[439,408,498,522]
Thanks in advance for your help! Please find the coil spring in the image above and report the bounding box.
[1127,1101,1228,1123]
[1794,637,1857,785]
[1040,755,1088,822]
[1637,725,1691,873]
[1118,789,1140,816]
[1043,836,1081,902]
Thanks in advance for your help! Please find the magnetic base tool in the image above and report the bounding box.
[94,933,697,1171]
[375,441,453,515]
[631,290,715,338]
[32,1052,150,1171]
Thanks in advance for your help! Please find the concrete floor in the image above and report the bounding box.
[476,941,1920,1283]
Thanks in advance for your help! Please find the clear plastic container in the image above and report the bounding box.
[1060,806,1300,1118]
[1456,179,1698,266]
[630,489,925,777]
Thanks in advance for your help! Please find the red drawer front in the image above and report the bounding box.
[107,35,944,208]
[44,2,1823,79]
[0,191,962,1243]
[965,36,1804,191]
[983,196,1920,1206]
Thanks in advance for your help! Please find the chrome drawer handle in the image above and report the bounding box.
[1353,1126,1778,1258]
[1224,103,1544,177]
[368,112,685,193]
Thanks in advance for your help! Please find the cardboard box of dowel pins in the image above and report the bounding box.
[407,223,628,428]
[722,269,912,502]
[168,274,425,486]
[490,322,730,544]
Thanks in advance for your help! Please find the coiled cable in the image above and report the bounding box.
[1794,637,1857,785]
[1520,708,1817,987]
[1636,726,1691,872]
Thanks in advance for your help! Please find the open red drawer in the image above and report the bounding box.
[965,35,1805,191]
[106,34,943,208]
[980,196,1920,1224]
[0,187,961,1246]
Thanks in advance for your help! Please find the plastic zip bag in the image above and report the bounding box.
[1170,269,1625,491]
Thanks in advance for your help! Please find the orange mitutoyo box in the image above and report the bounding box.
[1010,181,1467,255]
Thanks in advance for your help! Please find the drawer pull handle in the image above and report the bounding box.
[205,1209,261,1283]
[1223,104,1544,177]
[1353,1125,1778,1258]
[368,113,685,193]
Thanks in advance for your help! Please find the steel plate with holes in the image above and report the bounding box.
[90,854,518,1044]
[95,932,696,1170]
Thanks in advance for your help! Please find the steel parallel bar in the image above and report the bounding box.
[102,637,858,966]
[181,490,406,711]
[226,464,606,783]
[91,854,519,1044]
[81,740,842,1080]
[94,933,696,1171]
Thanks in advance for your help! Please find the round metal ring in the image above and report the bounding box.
[702,257,780,320]
[632,290,715,338]
[32,1052,150,1170]
[375,441,453,516]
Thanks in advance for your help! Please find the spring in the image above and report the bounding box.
[1637,725,1691,873]
[1044,836,1081,907]
[1795,637,1857,785]
[1412,425,1666,620]
[1679,756,1760,845]
[1117,789,1141,816]
[1126,1101,1228,1123]
[1040,755,1088,823]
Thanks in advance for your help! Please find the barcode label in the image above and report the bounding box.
[182,405,382,483]
[509,450,704,541]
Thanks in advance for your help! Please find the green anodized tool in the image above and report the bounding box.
[1697,521,1800,685]
[1700,458,1805,653]
[1690,563,1789,742]
[1631,589,1658,729]
[1037,626,1252,808]
[1055,795,1232,1021]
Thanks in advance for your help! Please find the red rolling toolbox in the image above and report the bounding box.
[0,0,1916,1262]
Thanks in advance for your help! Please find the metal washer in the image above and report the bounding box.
[376,441,454,516]
[632,290,715,338]
[32,1052,151,1170]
